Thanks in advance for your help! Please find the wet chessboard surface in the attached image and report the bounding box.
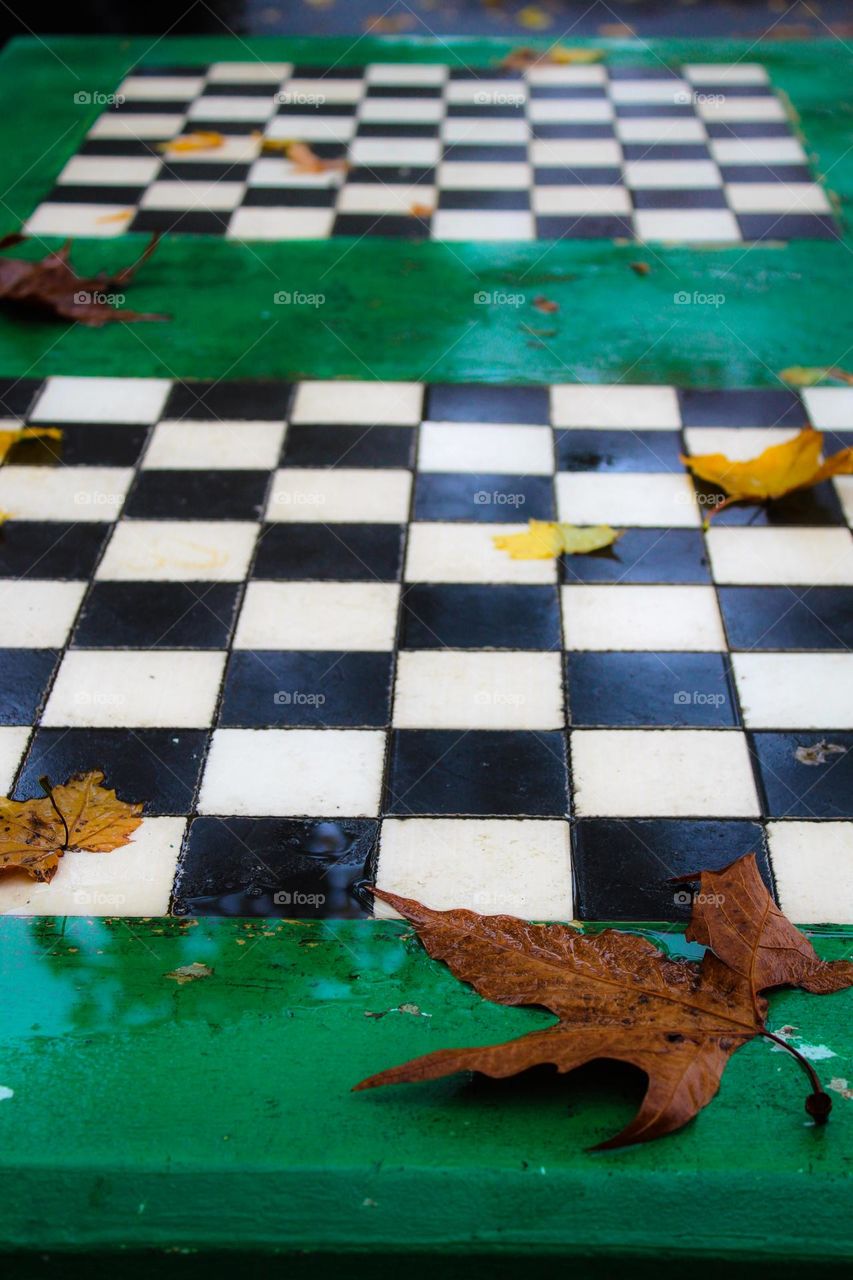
[0,375,850,923]
[26,61,838,244]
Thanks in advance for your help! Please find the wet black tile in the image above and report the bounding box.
[401,584,561,650]
[572,819,772,920]
[608,65,683,79]
[0,522,110,579]
[277,102,357,118]
[678,388,805,427]
[15,729,209,815]
[438,190,530,211]
[529,86,608,99]
[719,587,853,650]
[0,649,59,725]
[242,186,337,207]
[17,423,149,467]
[621,144,711,162]
[129,209,229,235]
[750,732,853,819]
[354,123,438,139]
[700,479,845,527]
[252,523,404,581]
[413,473,553,522]
[159,161,251,182]
[706,122,791,139]
[442,144,528,162]
[200,81,280,97]
[555,428,683,472]
[0,377,43,419]
[536,215,634,239]
[385,730,569,816]
[531,124,616,139]
[534,166,622,185]
[718,164,812,184]
[560,528,711,583]
[425,383,549,424]
[281,423,414,469]
[630,189,727,210]
[173,816,377,918]
[164,379,292,420]
[566,652,739,727]
[47,184,147,205]
[365,85,442,99]
[73,582,241,649]
[446,104,525,120]
[219,651,393,727]
[737,214,840,241]
[616,103,694,117]
[124,470,268,520]
[291,64,365,78]
[331,213,430,238]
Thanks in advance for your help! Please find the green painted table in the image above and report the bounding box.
[0,33,852,1275]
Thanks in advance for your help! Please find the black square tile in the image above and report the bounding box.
[124,470,268,520]
[0,649,59,725]
[164,379,292,420]
[0,378,43,418]
[332,214,430,239]
[737,214,840,242]
[413,473,553,522]
[699,479,845,527]
[555,428,683,472]
[438,191,530,211]
[129,209,230,235]
[401,584,561,650]
[560,529,711,583]
[536,215,634,239]
[425,383,549,424]
[442,144,528,163]
[385,730,569,816]
[242,186,337,208]
[47,183,147,205]
[72,582,241,649]
[281,423,414,469]
[621,144,711,162]
[252,523,404,581]
[534,166,622,185]
[14,729,209,816]
[630,189,727,210]
[566,652,739,727]
[17,423,149,467]
[678,388,805,427]
[219,651,393,727]
[0,522,110,579]
[750,732,853,819]
[719,587,853,650]
[718,164,812,184]
[706,122,791,139]
[159,161,252,182]
[173,816,377,918]
[354,123,438,139]
[572,819,772,921]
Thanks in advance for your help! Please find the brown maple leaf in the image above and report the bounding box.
[0,233,166,326]
[0,770,143,882]
[356,856,851,1147]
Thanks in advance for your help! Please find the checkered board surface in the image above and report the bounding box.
[27,61,838,243]
[0,375,850,924]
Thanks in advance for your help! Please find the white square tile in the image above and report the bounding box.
[188,95,277,122]
[87,113,185,141]
[562,585,726,651]
[803,387,853,429]
[531,139,622,167]
[140,180,244,212]
[207,61,292,82]
[0,817,186,917]
[732,653,853,729]
[441,118,530,145]
[438,162,531,190]
[418,421,553,474]
[246,157,343,189]
[57,155,162,186]
[726,182,831,214]
[393,651,563,730]
[143,420,286,470]
[42,651,226,728]
[96,521,258,581]
[161,135,260,164]
[611,79,690,104]
[283,78,364,104]
[375,817,573,919]
[532,185,631,215]
[683,427,800,461]
[118,75,206,100]
[836,476,853,526]
[266,468,411,522]
[572,729,760,817]
[432,210,535,241]
[366,63,448,86]
[23,204,134,238]
[358,96,444,123]
[635,209,741,242]
[0,467,133,521]
[616,118,708,144]
[349,138,441,166]
[684,63,768,86]
[444,80,527,105]
[263,113,355,143]
[528,99,613,123]
[198,728,385,815]
[698,97,786,122]
[551,384,680,429]
[767,823,853,925]
[0,727,31,790]
[335,184,437,215]
[706,527,853,585]
[290,380,423,425]
[405,522,556,584]
[625,160,722,189]
[31,376,171,424]
[227,207,334,239]
[527,66,606,86]
[0,581,85,648]
[234,582,400,651]
[556,472,700,527]
[710,138,806,165]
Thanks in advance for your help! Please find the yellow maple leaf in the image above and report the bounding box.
[494,520,621,560]
[0,426,61,464]
[157,131,225,154]
[0,770,143,882]
[681,428,853,520]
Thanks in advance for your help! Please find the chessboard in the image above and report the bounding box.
[0,375,849,923]
[25,60,838,243]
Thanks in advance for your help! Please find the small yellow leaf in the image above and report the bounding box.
[518,5,553,29]
[158,131,225,154]
[780,365,853,387]
[494,520,621,560]
[95,210,133,225]
[0,425,62,465]
[681,428,853,518]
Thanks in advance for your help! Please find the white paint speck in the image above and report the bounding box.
[0,1086,13,1102]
